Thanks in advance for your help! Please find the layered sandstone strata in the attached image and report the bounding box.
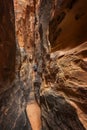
[0,0,87,130]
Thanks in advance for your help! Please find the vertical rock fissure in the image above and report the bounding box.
[25,1,43,130]
[0,0,87,130]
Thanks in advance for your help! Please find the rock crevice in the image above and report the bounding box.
[0,0,87,130]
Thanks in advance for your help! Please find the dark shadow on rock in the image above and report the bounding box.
[41,91,85,130]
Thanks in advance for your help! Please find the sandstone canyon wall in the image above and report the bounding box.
[0,0,87,130]
[0,1,31,130]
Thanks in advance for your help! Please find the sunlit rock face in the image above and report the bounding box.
[0,0,87,130]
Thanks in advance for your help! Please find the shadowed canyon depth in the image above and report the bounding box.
[0,0,87,130]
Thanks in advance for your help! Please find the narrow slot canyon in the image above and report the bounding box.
[0,0,87,130]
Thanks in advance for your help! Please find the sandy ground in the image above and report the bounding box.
[26,102,42,130]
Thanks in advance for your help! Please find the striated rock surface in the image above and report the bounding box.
[41,49,87,129]
[39,0,87,129]
[0,1,31,130]
[0,0,87,130]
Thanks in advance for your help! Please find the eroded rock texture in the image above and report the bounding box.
[0,0,87,130]
[0,1,31,130]
[39,0,87,129]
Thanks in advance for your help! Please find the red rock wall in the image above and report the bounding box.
[49,0,87,51]
[0,1,31,130]
[0,0,16,94]
[0,0,87,130]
